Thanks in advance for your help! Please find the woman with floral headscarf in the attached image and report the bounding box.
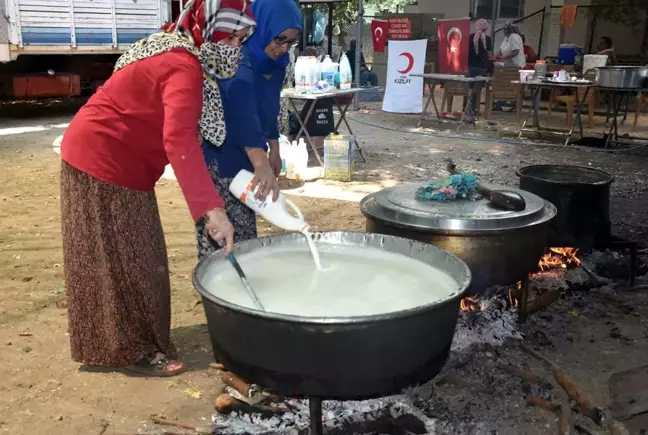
[464,18,492,119]
[59,0,255,377]
[196,0,302,259]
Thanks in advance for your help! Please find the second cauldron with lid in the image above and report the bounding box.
[361,183,557,293]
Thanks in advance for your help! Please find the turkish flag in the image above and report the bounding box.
[371,20,388,53]
[437,18,470,74]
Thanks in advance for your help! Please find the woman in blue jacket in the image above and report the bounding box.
[196,0,302,259]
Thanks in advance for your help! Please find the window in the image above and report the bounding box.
[473,0,525,20]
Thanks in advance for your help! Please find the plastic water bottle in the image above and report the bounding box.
[285,140,297,179]
[278,135,291,175]
[294,57,306,93]
[339,53,352,90]
[295,138,309,180]
[230,169,308,232]
[320,55,336,86]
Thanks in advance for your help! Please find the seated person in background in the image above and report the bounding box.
[346,40,379,87]
[522,35,538,63]
[597,36,616,65]
[288,46,335,163]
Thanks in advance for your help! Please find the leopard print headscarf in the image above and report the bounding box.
[199,42,243,147]
[113,0,256,147]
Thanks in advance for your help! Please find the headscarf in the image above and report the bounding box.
[473,19,488,54]
[244,0,303,74]
[503,22,520,37]
[114,0,255,76]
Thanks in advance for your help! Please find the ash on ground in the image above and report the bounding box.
[145,250,648,435]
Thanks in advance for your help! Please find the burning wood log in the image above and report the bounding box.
[149,416,212,434]
[521,344,605,425]
[498,363,548,385]
[526,395,560,412]
[209,362,226,371]
[220,371,252,397]
[526,396,606,435]
[558,402,573,435]
[526,290,562,314]
[213,393,291,415]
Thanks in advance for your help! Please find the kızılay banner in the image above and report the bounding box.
[382,39,428,113]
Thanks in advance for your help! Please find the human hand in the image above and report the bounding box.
[268,146,283,177]
[205,208,234,255]
[251,163,280,202]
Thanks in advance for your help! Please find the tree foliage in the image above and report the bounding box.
[589,0,647,26]
[364,0,410,13]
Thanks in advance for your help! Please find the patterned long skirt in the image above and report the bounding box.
[60,161,175,367]
[196,161,257,261]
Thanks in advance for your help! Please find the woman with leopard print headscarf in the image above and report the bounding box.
[59,0,255,377]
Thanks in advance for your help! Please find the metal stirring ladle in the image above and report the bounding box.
[227,253,265,311]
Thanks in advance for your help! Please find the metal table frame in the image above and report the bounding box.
[411,73,492,133]
[281,88,367,166]
[515,80,594,146]
[600,87,648,148]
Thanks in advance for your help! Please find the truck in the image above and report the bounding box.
[0,0,179,99]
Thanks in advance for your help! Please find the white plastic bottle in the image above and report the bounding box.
[294,57,306,93]
[278,135,291,175]
[285,140,297,179]
[339,53,352,90]
[320,55,336,86]
[230,169,308,232]
[295,138,309,180]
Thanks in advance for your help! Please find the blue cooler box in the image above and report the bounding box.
[558,45,581,65]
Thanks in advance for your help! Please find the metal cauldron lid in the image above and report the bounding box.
[361,182,556,233]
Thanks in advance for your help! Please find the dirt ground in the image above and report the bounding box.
[0,98,647,434]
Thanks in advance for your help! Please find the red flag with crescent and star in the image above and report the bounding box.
[371,19,388,53]
[437,18,470,74]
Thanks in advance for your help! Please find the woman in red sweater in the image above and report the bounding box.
[60,0,255,377]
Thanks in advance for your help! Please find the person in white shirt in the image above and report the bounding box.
[497,22,525,68]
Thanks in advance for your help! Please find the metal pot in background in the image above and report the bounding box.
[193,232,472,399]
[595,66,648,89]
[516,165,614,250]
[361,183,557,294]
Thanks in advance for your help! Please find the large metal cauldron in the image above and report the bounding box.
[517,165,614,250]
[361,183,557,294]
[193,232,471,400]
[595,66,648,89]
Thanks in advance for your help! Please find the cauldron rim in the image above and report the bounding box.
[516,164,614,186]
[192,231,472,326]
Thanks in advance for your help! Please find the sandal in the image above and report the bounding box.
[123,354,185,377]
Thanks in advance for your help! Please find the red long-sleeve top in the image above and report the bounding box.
[61,48,224,221]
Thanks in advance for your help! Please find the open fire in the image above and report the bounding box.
[460,247,582,312]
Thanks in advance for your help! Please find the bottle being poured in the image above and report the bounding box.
[229,169,323,271]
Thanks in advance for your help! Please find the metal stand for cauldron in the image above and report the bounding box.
[309,397,323,435]
[517,276,531,324]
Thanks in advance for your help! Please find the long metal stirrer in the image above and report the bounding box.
[227,253,265,311]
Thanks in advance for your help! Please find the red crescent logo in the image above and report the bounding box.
[374,27,383,41]
[397,52,414,74]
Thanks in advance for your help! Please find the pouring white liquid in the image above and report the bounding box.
[203,244,458,317]
[229,169,323,270]
[301,227,323,270]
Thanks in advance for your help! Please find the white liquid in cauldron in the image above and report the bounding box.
[202,244,459,317]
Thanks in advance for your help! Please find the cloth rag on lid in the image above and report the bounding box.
[560,6,578,28]
[416,174,480,201]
